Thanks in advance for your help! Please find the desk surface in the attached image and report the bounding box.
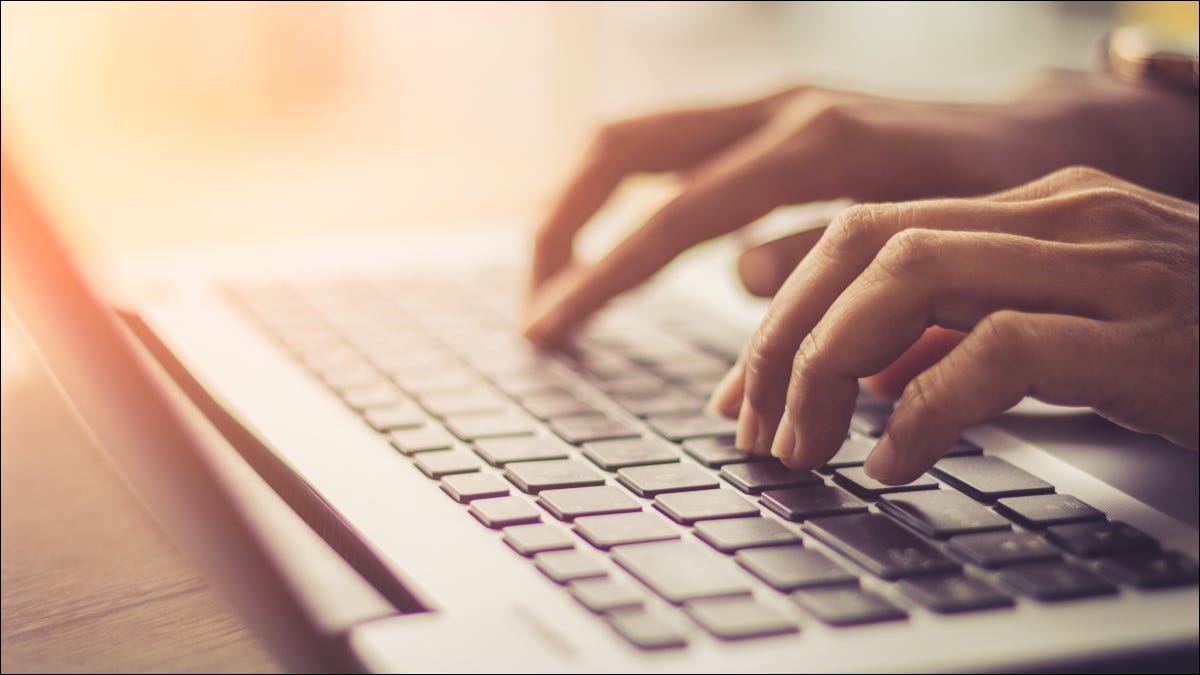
[0,329,279,673]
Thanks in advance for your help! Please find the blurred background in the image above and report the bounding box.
[1,1,1196,255]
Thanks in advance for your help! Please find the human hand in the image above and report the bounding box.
[524,72,1198,347]
[708,166,1200,485]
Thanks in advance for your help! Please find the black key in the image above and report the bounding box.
[994,494,1106,528]
[849,408,890,438]
[473,436,570,466]
[647,412,738,442]
[804,513,960,580]
[695,517,800,553]
[684,596,798,640]
[613,390,705,417]
[605,610,688,650]
[735,546,857,591]
[998,562,1118,601]
[418,389,508,416]
[533,550,608,583]
[575,512,680,550]
[504,459,605,494]
[469,496,541,529]
[519,393,596,420]
[947,531,1062,569]
[820,435,877,469]
[413,448,481,479]
[616,464,718,498]
[1045,521,1159,558]
[760,486,870,522]
[549,414,641,444]
[445,412,537,441]
[654,490,759,525]
[898,575,1013,614]
[537,486,642,521]
[583,438,679,471]
[569,578,644,613]
[879,491,1011,539]
[362,403,426,431]
[930,456,1053,501]
[1097,553,1200,589]
[682,436,751,468]
[502,523,576,556]
[388,426,456,455]
[612,540,752,604]
[440,472,510,503]
[792,587,906,627]
[833,467,938,499]
[720,461,823,495]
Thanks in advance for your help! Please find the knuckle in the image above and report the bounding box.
[871,228,943,282]
[823,203,895,259]
[968,310,1031,370]
[1049,165,1113,189]
[804,101,871,140]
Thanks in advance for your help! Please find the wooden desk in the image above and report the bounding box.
[0,331,279,673]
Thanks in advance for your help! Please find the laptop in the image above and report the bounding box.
[3,137,1198,673]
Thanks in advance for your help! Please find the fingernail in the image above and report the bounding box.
[735,401,760,452]
[770,412,795,460]
[707,365,744,418]
[864,435,898,483]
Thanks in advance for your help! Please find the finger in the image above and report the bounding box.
[524,139,791,347]
[866,311,1127,484]
[772,229,1114,469]
[861,327,965,400]
[530,90,798,293]
[737,227,827,297]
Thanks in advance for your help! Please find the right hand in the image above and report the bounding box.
[523,72,1198,347]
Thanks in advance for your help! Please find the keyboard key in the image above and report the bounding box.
[569,578,644,613]
[605,609,688,650]
[575,512,680,550]
[388,426,456,454]
[1045,521,1159,558]
[720,462,823,495]
[694,517,800,553]
[613,389,705,417]
[653,490,759,525]
[849,408,890,438]
[898,575,1013,614]
[684,596,798,640]
[473,436,570,466]
[647,412,738,442]
[362,403,425,431]
[879,491,1011,538]
[792,587,906,627]
[947,530,1062,569]
[682,436,751,467]
[593,373,663,396]
[439,472,510,503]
[533,550,608,583]
[930,456,1053,501]
[612,540,751,604]
[582,438,679,471]
[833,467,938,499]
[504,459,605,494]
[413,448,481,479]
[735,546,857,591]
[418,389,508,416]
[820,435,877,469]
[393,369,482,395]
[998,562,1118,601]
[518,393,597,420]
[1097,553,1200,589]
[491,371,566,397]
[994,494,1106,528]
[760,486,870,521]
[469,496,541,529]
[342,383,408,410]
[537,486,642,521]
[549,414,641,444]
[804,513,960,580]
[445,412,537,441]
[502,523,576,556]
[616,464,719,498]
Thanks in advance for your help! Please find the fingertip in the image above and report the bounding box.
[737,247,780,298]
[863,435,899,484]
[707,364,745,418]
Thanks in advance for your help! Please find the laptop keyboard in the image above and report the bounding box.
[223,273,1199,649]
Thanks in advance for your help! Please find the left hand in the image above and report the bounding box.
[709,166,1200,484]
